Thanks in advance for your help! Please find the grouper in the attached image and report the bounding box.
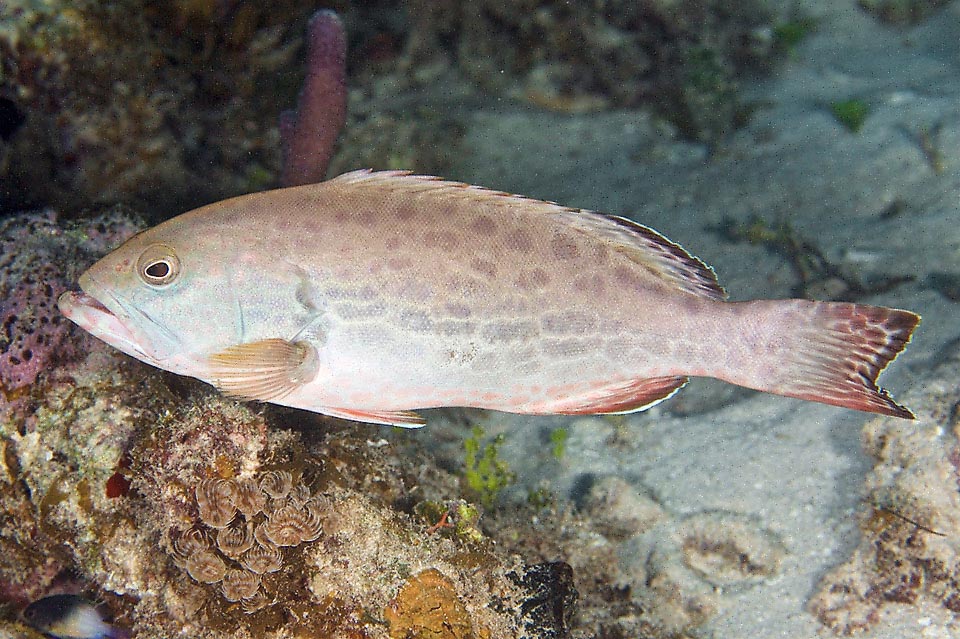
[58,170,920,426]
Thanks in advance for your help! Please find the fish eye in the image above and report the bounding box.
[136,244,181,287]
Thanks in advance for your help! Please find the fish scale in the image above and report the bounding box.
[59,170,919,425]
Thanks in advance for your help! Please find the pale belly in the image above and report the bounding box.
[279,292,727,414]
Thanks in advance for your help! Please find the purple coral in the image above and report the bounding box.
[280,10,348,187]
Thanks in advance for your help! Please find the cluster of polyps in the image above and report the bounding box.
[172,470,330,611]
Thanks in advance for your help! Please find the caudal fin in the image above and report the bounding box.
[759,301,919,418]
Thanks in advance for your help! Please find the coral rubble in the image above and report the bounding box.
[809,340,960,633]
[402,0,787,142]
[482,458,787,638]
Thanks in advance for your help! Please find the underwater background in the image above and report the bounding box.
[1,0,960,637]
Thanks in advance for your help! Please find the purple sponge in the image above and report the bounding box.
[0,209,141,394]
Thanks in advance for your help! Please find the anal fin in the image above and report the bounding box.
[523,375,688,415]
[319,406,426,427]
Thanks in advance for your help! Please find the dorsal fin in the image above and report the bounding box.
[324,170,726,300]
[552,211,726,300]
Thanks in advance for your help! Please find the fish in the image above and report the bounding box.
[58,170,920,426]
[21,595,125,639]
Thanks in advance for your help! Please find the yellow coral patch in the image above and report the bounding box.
[384,568,488,639]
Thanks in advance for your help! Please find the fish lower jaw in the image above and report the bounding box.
[57,291,154,364]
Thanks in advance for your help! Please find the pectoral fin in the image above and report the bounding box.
[208,338,319,402]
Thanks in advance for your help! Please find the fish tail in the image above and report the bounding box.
[726,300,920,418]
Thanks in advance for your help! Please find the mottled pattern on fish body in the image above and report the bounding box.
[274,174,712,412]
[59,171,919,425]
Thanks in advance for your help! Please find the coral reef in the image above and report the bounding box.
[809,340,960,634]
[2,351,577,637]
[0,0,467,218]
[0,0,323,216]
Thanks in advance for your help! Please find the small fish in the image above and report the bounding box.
[22,595,124,639]
[59,170,920,426]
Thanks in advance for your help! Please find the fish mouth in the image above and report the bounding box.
[58,289,156,363]
[58,274,175,364]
